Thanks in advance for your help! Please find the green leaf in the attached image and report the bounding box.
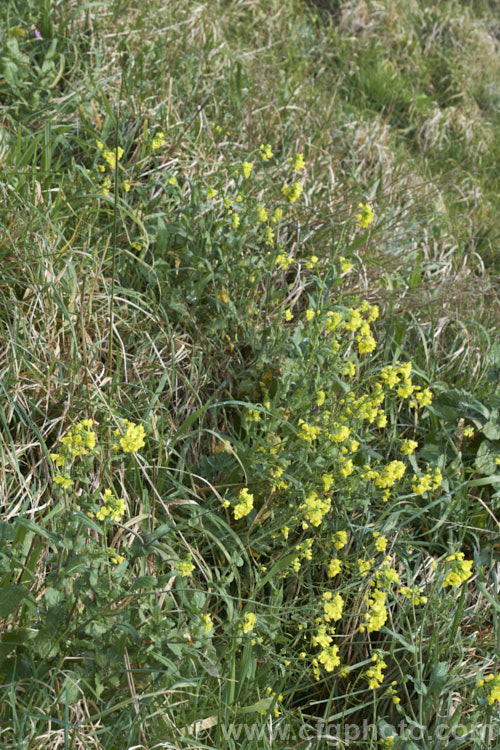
[0,585,30,617]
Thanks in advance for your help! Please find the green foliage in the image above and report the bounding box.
[0,0,499,748]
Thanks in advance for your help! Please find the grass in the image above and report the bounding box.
[0,0,499,748]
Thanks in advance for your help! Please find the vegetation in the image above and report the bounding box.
[0,0,499,748]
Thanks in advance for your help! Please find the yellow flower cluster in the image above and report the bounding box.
[176,557,195,577]
[96,488,126,522]
[242,612,257,633]
[281,181,303,203]
[328,558,342,577]
[51,419,96,464]
[301,491,331,528]
[401,439,418,455]
[374,461,406,489]
[233,488,254,519]
[293,153,305,171]
[399,586,427,605]
[260,144,273,161]
[242,161,254,178]
[360,589,387,633]
[151,131,166,150]
[366,653,387,689]
[53,474,74,489]
[201,613,213,633]
[477,674,500,705]
[443,552,473,587]
[323,591,344,622]
[298,420,321,442]
[412,467,442,495]
[115,420,146,453]
[317,644,340,672]
[356,202,374,228]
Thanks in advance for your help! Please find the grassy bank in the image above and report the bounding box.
[0,0,499,748]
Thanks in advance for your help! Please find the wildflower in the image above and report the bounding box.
[233,488,254,519]
[257,204,268,222]
[357,334,377,354]
[360,589,387,633]
[217,287,229,304]
[316,390,325,407]
[119,420,146,453]
[356,203,374,228]
[96,488,126,522]
[260,144,273,161]
[201,613,213,633]
[397,380,414,398]
[102,147,124,171]
[54,474,74,489]
[366,654,387,689]
[284,308,293,322]
[326,311,343,331]
[206,187,217,199]
[293,153,305,171]
[276,253,293,269]
[443,553,473,587]
[463,425,474,438]
[123,179,131,192]
[242,612,257,633]
[242,161,254,178]
[334,530,347,550]
[318,645,340,671]
[60,419,97,458]
[151,131,166,150]
[176,557,195,577]
[282,182,303,204]
[323,592,344,622]
[374,534,388,553]
[322,473,334,492]
[306,308,315,321]
[301,491,330,527]
[298,420,321,442]
[328,558,342,577]
[375,461,406,489]
[306,255,319,269]
[401,439,418,455]
[110,554,125,565]
[231,212,240,228]
[339,256,353,273]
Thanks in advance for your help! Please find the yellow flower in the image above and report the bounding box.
[401,439,418,455]
[257,204,268,222]
[123,179,131,192]
[242,612,257,633]
[201,613,213,632]
[306,308,315,321]
[151,131,166,150]
[276,253,293,269]
[54,474,74,489]
[231,212,240,228]
[260,144,273,161]
[316,390,325,407]
[318,645,340,671]
[284,308,293,322]
[242,161,254,178]
[328,558,342,577]
[282,182,303,204]
[339,256,353,273]
[176,557,195,577]
[217,287,230,304]
[356,202,374,228]
[293,153,305,171]
[233,488,254,519]
[206,186,217,199]
[463,425,474,438]
[334,530,347,550]
[119,420,145,453]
